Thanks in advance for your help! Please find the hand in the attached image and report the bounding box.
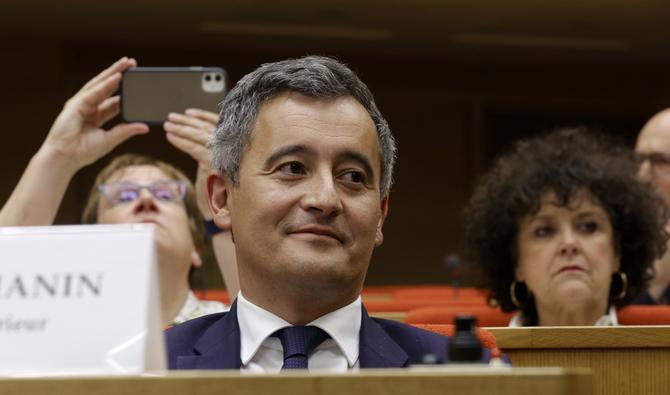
[40,57,149,172]
[164,109,219,219]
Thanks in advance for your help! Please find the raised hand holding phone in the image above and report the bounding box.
[42,57,149,172]
[0,57,149,226]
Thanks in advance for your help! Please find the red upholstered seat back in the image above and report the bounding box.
[193,289,231,304]
[618,305,670,325]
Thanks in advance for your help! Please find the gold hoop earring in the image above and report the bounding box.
[614,271,628,300]
[510,281,528,308]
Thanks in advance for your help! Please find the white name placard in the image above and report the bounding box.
[0,224,166,376]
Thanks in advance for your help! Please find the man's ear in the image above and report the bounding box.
[207,170,233,231]
[374,196,389,247]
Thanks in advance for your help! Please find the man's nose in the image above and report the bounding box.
[301,172,343,217]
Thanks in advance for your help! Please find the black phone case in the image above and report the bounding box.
[121,67,227,124]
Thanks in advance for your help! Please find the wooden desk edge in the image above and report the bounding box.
[0,367,592,381]
[0,368,594,395]
[486,325,670,348]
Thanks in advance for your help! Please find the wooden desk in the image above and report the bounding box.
[0,368,591,395]
[488,326,670,395]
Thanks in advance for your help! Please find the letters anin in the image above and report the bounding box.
[0,273,103,299]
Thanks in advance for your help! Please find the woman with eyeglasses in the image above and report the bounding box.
[465,128,668,326]
[0,58,237,325]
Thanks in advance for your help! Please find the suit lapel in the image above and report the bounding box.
[358,307,409,368]
[176,300,242,369]
[174,303,411,369]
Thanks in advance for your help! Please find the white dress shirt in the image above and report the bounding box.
[236,292,362,372]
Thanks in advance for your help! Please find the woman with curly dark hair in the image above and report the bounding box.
[465,128,668,326]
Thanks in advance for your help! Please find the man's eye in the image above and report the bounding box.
[341,171,366,185]
[278,162,305,175]
[650,154,670,166]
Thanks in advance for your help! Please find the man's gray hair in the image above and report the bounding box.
[211,55,397,197]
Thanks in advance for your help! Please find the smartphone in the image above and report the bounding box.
[121,67,227,124]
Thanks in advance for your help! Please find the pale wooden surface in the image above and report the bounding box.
[0,368,591,395]
[487,326,670,395]
[488,325,670,348]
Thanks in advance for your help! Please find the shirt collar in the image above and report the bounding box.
[237,292,361,367]
[309,295,361,367]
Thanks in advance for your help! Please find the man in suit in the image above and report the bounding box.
[635,108,670,304]
[166,56,456,371]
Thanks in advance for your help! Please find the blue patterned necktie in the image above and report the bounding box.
[274,326,330,369]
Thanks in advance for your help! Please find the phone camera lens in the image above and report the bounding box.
[205,74,212,82]
[215,74,222,81]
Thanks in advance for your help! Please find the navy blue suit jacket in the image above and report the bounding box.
[165,300,452,369]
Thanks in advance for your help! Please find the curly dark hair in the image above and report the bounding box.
[464,127,668,325]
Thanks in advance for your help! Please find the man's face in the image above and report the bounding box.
[636,114,670,204]
[97,165,196,272]
[213,92,388,301]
